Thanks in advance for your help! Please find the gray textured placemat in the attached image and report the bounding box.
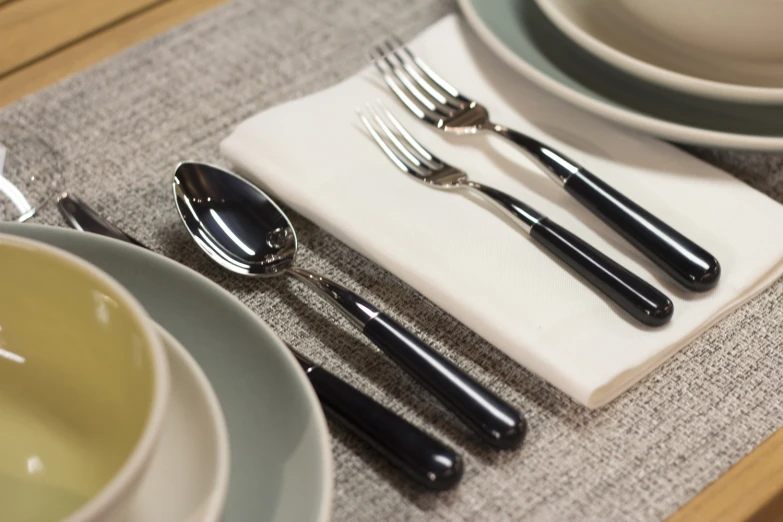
[3,0,783,520]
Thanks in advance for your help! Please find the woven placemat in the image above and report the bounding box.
[2,0,783,520]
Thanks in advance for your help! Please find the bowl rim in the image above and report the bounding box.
[155,326,230,522]
[0,233,170,522]
[533,0,783,104]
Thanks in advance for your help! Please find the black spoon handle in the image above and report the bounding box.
[563,170,720,291]
[490,125,720,291]
[288,268,526,450]
[294,351,463,490]
[363,314,525,449]
[530,218,673,326]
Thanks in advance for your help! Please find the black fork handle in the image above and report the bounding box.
[490,125,720,291]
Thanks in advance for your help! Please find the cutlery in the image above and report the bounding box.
[359,103,673,326]
[369,36,721,292]
[57,192,464,490]
[171,162,525,449]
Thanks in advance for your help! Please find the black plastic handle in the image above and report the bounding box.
[296,354,463,490]
[530,218,673,326]
[363,313,526,449]
[564,170,720,291]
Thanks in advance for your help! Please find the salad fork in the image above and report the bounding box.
[358,103,673,326]
[368,37,720,292]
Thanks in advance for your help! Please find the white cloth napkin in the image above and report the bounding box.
[221,15,783,408]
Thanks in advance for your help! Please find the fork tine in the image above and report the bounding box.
[366,103,431,172]
[368,47,441,126]
[357,107,430,180]
[389,35,471,105]
[376,101,444,170]
[376,45,453,118]
[382,40,461,111]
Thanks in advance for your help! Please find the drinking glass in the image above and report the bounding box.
[0,123,63,222]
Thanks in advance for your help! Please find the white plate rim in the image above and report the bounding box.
[149,325,231,522]
[0,223,334,522]
[457,0,783,150]
[533,0,783,104]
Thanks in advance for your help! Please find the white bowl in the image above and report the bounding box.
[620,0,783,64]
[534,0,783,104]
[127,327,229,522]
[0,234,170,522]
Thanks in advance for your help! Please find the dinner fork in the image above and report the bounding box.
[359,103,673,326]
[368,37,720,292]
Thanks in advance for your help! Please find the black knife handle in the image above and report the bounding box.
[530,218,673,326]
[564,170,720,291]
[363,313,526,449]
[297,357,463,490]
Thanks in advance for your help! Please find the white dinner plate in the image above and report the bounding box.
[128,326,230,522]
[458,0,783,150]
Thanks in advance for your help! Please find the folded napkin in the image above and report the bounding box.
[221,15,783,408]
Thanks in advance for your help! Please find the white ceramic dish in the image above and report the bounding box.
[127,326,230,522]
[619,0,783,69]
[458,0,783,150]
[0,234,170,522]
[534,0,783,104]
[0,223,333,522]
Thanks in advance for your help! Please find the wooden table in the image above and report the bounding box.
[2,1,782,520]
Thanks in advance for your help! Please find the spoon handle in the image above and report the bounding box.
[289,267,526,449]
[293,349,463,490]
[364,313,525,449]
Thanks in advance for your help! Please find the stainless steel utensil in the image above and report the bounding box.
[369,36,720,292]
[359,102,673,326]
[57,192,464,490]
[171,162,525,449]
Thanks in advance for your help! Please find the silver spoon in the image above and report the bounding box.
[172,162,525,449]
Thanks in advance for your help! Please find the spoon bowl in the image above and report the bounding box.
[173,163,296,276]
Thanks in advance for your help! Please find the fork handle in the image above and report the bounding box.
[563,170,720,291]
[530,218,673,326]
[489,125,720,291]
[465,181,672,326]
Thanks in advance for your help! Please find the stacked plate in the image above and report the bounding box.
[458,0,783,150]
[0,225,332,522]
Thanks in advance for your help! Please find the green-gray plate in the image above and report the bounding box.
[0,223,333,522]
[459,0,783,150]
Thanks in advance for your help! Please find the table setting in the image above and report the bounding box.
[2,0,783,520]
